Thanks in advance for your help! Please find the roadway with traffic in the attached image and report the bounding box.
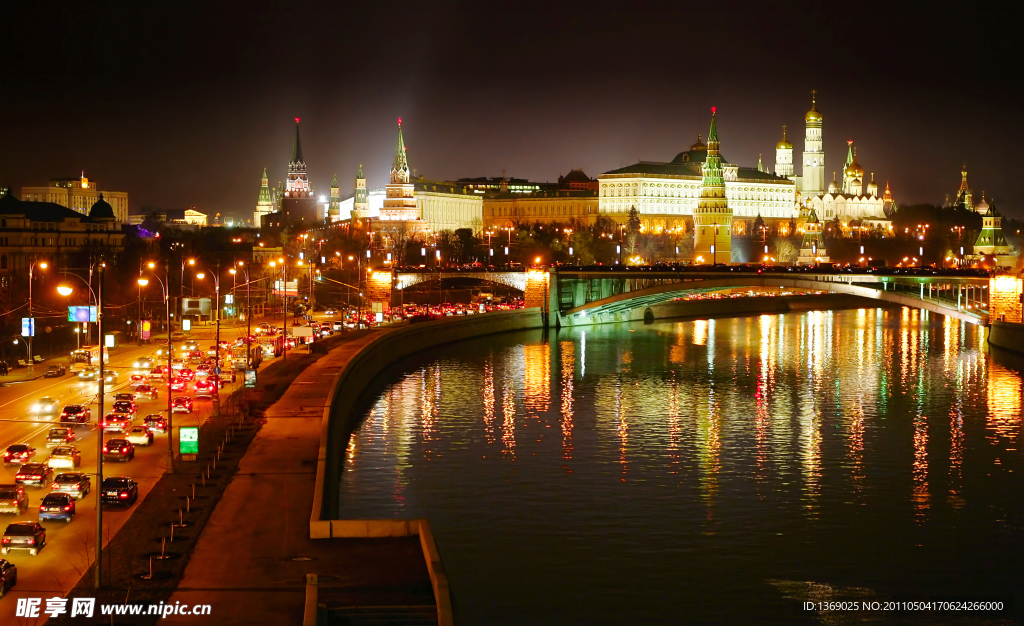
[0,316,296,614]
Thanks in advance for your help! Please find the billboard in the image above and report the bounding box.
[68,306,98,322]
[141,320,152,341]
[274,280,299,297]
[182,298,212,319]
[180,427,199,454]
[21,318,34,337]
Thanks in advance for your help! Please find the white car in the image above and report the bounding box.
[30,397,60,415]
[125,426,154,447]
[133,357,154,370]
[47,446,82,469]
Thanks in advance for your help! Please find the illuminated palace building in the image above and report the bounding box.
[598,92,893,242]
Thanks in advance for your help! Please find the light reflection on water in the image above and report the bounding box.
[338,309,1024,625]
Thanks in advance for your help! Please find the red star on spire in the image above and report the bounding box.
[398,117,402,125]
[295,117,300,123]
[711,106,716,115]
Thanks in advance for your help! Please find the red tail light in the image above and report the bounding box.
[15,474,24,480]
[27,538,35,544]
[1,538,9,544]
[74,483,81,489]
[118,491,129,499]
[63,505,72,511]
[102,447,109,453]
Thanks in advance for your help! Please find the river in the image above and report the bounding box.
[337,308,1024,624]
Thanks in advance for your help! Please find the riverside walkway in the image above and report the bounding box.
[162,331,437,625]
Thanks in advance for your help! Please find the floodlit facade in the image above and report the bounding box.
[21,174,129,223]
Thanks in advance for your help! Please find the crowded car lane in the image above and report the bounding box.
[0,326,246,610]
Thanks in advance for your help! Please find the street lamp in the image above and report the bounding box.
[56,262,106,589]
[230,262,252,369]
[269,257,288,358]
[27,260,48,368]
[138,263,174,473]
[195,265,223,414]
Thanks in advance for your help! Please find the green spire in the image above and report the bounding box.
[844,140,854,169]
[707,107,719,144]
[701,107,724,190]
[291,119,304,164]
[257,168,272,204]
[357,163,364,179]
[393,118,409,173]
[331,173,339,188]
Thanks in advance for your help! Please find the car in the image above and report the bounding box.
[102,439,135,462]
[125,425,154,446]
[194,363,212,378]
[188,349,204,363]
[100,369,119,383]
[100,414,131,433]
[77,366,99,381]
[182,340,199,352]
[332,321,344,331]
[144,414,168,434]
[169,377,187,391]
[325,309,337,316]
[29,397,60,415]
[0,486,28,515]
[129,374,148,387]
[44,364,66,378]
[38,492,75,523]
[171,358,185,370]
[3,445,36,466]
[1,522,45,556]
[45,427,75,448]
[101,476,138,505]
[135,384,159,400]
[179,367,195,381]
[112,400,137,416]
[51,472,91,499]
[149,366,167,380]
[194,379,216,398]
[46,446,82,470]
[172,397,193,413]
[0,559,15,598]
[60,405,91,424]
[114,392,136,403]
[171,331,187,341]
[15,463,53,488]
[132,356,153,370]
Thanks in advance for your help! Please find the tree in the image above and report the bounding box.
[624,206,641,255]
[770,235,798,263]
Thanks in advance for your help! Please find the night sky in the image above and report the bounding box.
[2,2,1021,220]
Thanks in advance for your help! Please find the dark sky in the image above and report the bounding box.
[2,1,1022,220]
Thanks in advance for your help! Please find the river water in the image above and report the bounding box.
[337,308,1024,625]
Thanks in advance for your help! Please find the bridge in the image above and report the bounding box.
[388,266,1019,327]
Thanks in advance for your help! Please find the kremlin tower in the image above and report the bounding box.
[692,107,732,264]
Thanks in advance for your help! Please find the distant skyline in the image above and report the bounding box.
[2,2,1021,220]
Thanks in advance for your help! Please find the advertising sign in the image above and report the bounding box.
[244,369,256,388]
[291,326,314,337]
[21,318,34,337]
[104,334,116,348]
[182,319,192,331]
[179,427,199,455]
[274,280,299,297]
[182,298,212,319]
[141,320,152,341]
[67,306,98,322]
[224,294,234,305]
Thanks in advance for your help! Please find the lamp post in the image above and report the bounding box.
[27,260,48,367]
[59,261,105,589]
[269,258,287,359]
[230,263,251,368]
[195,263,222,415]
[138,263,174,473]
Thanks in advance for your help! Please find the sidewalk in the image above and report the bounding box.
[163,330,436,625]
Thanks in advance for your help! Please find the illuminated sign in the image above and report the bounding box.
[21,318,34,337]
[68,306,98,322]
[179,427,199,455]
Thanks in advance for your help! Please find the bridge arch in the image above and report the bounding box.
[558,276,989,327]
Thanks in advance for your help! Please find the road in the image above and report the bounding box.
[0,314,332,620]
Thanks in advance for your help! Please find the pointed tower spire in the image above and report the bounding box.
[393,117,409,174]
[291,118,304,164]
[331,173,339,189]
[357,163,364,179]
[692,107,731,264]
[255,167,274,227]
[353,163,369,218]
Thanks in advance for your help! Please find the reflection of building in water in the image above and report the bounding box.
[523,344,551,414]
[912,412,930,521]
[483,358,496,446]
[986,362,1022,444]
[559,341,575,464]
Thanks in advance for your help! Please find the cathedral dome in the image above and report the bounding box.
[89,193,115,220]
[805,107,822,123]
[776,138,792,149]
[689,134,706,151]
[976,195,990,215]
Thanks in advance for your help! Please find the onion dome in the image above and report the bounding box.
[89,193,115,220]
[827,172,839,194]
[976,192,990,215]
[805,90,822,123]
[844,147,864,178]
[776,125,792,149]
[689,134,706,151]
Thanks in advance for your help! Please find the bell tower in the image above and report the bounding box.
[801,91,825,197]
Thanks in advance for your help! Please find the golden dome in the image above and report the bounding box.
[776,125,792,149]
[805,108,822,123]
[689,133,707,151]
